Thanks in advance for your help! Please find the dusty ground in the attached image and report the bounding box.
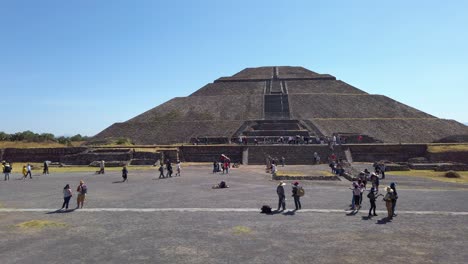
[0,164,467,264]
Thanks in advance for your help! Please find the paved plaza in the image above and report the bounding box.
[0,164,467,264]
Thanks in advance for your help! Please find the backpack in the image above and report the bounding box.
[4,165,11,173]
[81,185,88,194]
[297,187,305,197]
[261,205,272,214]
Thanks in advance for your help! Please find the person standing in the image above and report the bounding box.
[76,180,87,209]
[280,156,285,167]
[3,162,11,181]
[352,182,361,210]
[292,182,302,210]
[276,181,286,211]
[122,166,128,182]
[383,186,395,219]
[390,182,398,217]
[367,187,382,217]
[22,165,28,180]
[175,160,181,177]
[61,184,73,210]
[43,161,49,175]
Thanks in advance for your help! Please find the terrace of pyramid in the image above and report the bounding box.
[93,66,468,144]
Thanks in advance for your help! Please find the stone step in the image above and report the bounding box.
[243,130,310,137]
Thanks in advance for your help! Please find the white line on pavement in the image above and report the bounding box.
[0,208,467,215]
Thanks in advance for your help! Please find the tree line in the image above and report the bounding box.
[0,131,89,144]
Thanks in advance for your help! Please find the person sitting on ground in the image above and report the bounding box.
[212,181,229,189]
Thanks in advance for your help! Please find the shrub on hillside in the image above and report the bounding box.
[444,171,461,178]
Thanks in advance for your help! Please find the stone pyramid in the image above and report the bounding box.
[93,66,468,144]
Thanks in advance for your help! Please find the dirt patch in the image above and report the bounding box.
[15,220,67,230]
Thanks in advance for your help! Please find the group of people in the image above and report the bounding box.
[60,180,88,210]
[212,154,231,174]
[350,168,397,219]
[276,181,304,211]
[158,160,181,179]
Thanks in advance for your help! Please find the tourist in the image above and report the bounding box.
[271,163,277,176]
[276,181,286,211]
[224,160,230,174]
[76,180,87,209]
[313,152,319,164]
[390,182,398,217]
[292,182,302,210]
[61,184,73,210]
[359,182,365,206]
[25,163,32,179]
[166,162,173,177]
[158,165,165,178]
[280,156,285,167]
[212,161,218,174]
[3,162,11,181]
[371,173,380,191]
[380,163,386,179]
[212,181,229,189]
[367,187,382,217]
[43,161,49,175]
[22,165,27,179]
[98,160,105,174]
[122,166,128,182]
[352,182,361,210]
[383,186,395,219]
[175,160,181,176]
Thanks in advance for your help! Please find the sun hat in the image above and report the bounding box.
[278,181,286,186]
[293,181,299,185]
[385,186,393,192]
[80,180,84,184]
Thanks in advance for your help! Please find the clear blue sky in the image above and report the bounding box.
[1,0,467,136]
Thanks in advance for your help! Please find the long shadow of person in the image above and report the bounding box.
[376,217,392,225]
[46,209,76,214]
[282,210,296,216]
[112,180,125,184]
[361,215,372,221]
[346,210,359,216]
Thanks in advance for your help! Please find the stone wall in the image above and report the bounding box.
[179,146,243,163]
[247,145,345,165]
[427,151,468,164]
[2,148,87,162]
[348,144,427,162]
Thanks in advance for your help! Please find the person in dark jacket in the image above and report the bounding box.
[367,187,382,217]
[292,182,302,210]
[122,166,128,182]
[276,181,286,211]
[390,182,398,217]
[166,162,173,177]
[43,161,49,175]
[158,165,165,179]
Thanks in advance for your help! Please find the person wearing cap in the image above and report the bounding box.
[76,180,87,209]
[276,181,286,211]
[292,182,302,210]
[383,186,395,219]
[390,182,398,217]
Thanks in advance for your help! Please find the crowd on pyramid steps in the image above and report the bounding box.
[235,134,350,146]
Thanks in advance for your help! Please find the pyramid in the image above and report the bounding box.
[93,66,468,144]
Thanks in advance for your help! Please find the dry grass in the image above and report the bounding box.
[427,144,468,153]
[389,170,468,184]
[15,220,67,230]
[0,141,84,148]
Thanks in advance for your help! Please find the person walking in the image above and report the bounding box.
[61,184,73,210]
[280,156,285,167]
[98,160,105,174]
[352,182,361,210]
[367,187,382,217]
[26,164,32,179]
[76,180,87,209]
[22,165,28,180]
[122,166,128,182]
[276,181,286,211]
[390,182,398,217]
[166,162,173,177]
[43,161,49,175]
[158,165,165,179]
[292,182,302,210]
[383,186,395,219]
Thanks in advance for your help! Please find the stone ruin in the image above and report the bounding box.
[91,66,468,145]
